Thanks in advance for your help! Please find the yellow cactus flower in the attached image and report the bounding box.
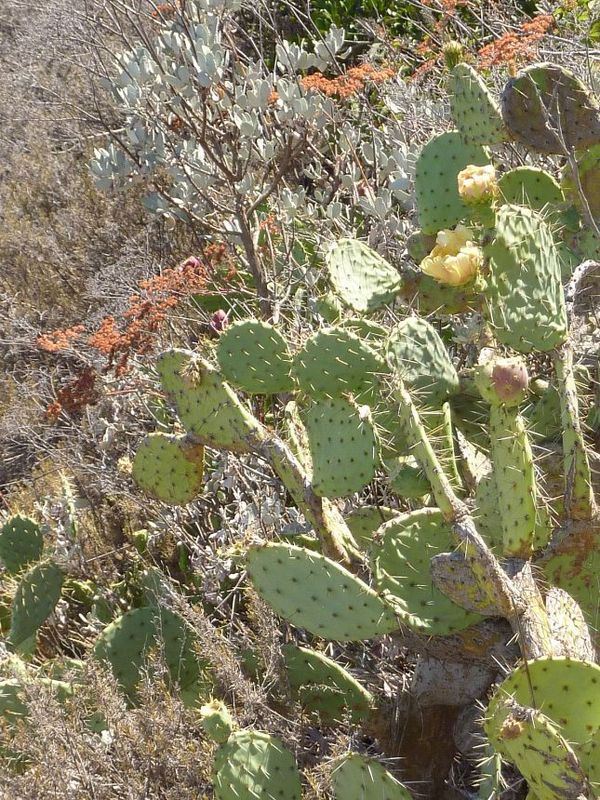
[457,164,497,203]
[419,225,482,286]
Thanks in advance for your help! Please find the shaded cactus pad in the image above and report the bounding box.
[216,320,295,394]
[372,508,483,635]
[246,543,398,641]
[213,731,302,800]
[133,433,205,505]
[9,560,64,648]
[282,643,373,723]
[325,238,401,313]
[93,606,211,705]
[498,166,564,211]
[501,63,600,153]
[0,516,43,575]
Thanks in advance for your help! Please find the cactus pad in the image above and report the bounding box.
[415,131,489,234]
[0,516,43,574]
[384,456,430,499]
[132,433,205,505]
[561,144,600,225]
[484,204,567,352]
[486,657,600,748]
[501,63,600,153]
[331,753,413,800]
[213,731,302,800]
[387,317,459,406]
[448,63,507,145]
[282,643,373,723]
[246,543,398,641]
[93,606,211,705]
[345,505,398,550]
[9,560,64,648]
[325,238,402,313]
[216,320,295,394]
[294,327,386,397]
[498,166,564,212]
[157,350,264,452]
[371,508,483,635]
[303,396,378,498]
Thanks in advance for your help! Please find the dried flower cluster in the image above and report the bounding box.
[37,325,86,353]
[270,63,395,103]
[46,366,99,418]
[478,14,555,68]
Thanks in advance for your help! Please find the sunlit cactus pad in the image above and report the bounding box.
[246,543,399,641]
[133,432,205,505]
[325,238,402,313]
[448,62,507,145]
[293,327,386,397]
[213,731,302,800]
[387,316,459,406]
[331,753,413,800]
[415,131,489,234]
[303,395,378,497]
[216,320,295,394]
[498,166,564,211]
[157,350,264,451]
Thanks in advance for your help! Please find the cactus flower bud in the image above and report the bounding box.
[457,164,497,203]
[419,225,482,286]
[443,40,464,69]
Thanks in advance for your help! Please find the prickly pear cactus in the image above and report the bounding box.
[217,320,295,394]
[0,516,43,575]
[213,731,302,800]
[9,560,64,648]
[133,433,205,504]
[325,238,402,313]
[448,63,508,145]
[330,753,413,799]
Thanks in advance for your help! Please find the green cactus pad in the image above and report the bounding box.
[293,327,386,397]
[371,508,483,635]
[498,167,564,212]
[345,506,398,550]
[501,63,600,153]
[331,753,413,800]
[486,657,600,748]
[132,433,205,505]
[338,318,388,348]
[303,396,378,498]
[387,317,459,406]
[93,606,211,706]
[282,643,373,723]
[216,320,295,394]
[448,63,508,145]
[9,560,64,648]
[484,204,567,353]
[246,543,398,641]
[213,731,302,800]
[415,131,489,234]
[562,144,600,225]
[541,536,600,635]
[0,516,43,575]
[325,238,402,313]
[200,699,235,743]
[486,698,591,800]
[157,350,264,452]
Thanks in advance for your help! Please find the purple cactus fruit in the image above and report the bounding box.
[183,256,201,269]
[210,309,229,334]
[491,359,529,404]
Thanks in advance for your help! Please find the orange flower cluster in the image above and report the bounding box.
[46,367,99,419]
[270,63,395,103]
[37,325,85,353]
[151,2,180,18]
[478,14,555,68]
[88,256,212,374]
